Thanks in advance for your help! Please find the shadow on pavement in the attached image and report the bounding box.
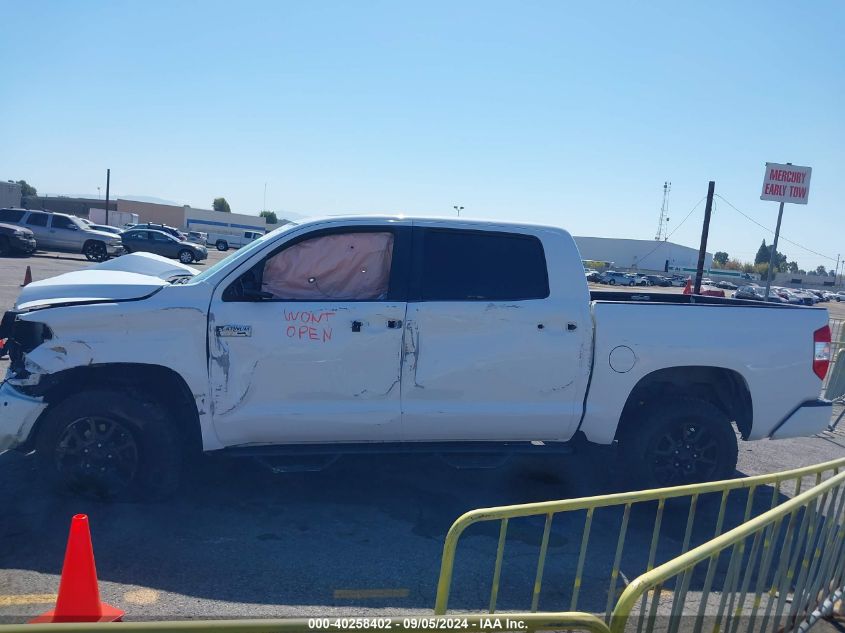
[0,445,790,616]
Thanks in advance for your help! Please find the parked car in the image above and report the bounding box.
[88,224,123,236]
[0,208,123,261]
[186,230,208,245]
[643,275,672,287]
[715,280,738,290]
[601,271,635,286]
[131,222,187,241]
[669,275,689,287]
[0,216,833,499]
[585,270,602,283]
[208,229,265,251]
[835,292,845,302]
[630,274,651,286]
[732,285,785,303]
[0,222,37,256]
[121,228,208,264]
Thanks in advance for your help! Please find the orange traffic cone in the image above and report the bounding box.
[30,514,124,623]
[682,277,693,295]
[21,265,32,287]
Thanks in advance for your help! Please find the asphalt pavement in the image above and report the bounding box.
[0,251,844,623]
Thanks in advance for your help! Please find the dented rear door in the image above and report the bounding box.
[208,224,410,446]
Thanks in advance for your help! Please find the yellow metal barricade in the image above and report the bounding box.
[4,612,611,633]
[609,468,845,633]
[434,457,845,618]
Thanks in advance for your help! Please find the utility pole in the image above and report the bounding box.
[453,205,464,217]
[104,169,110,226]
[263,182,267,213]
[836,253,841,287]
[763,199,785,302]
[694,181,715,295]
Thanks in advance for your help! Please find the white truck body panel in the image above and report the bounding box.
[0,216,832,464]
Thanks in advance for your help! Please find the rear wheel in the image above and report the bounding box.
[83,240,108,262]
[178,249,195,264]
[35,389,182,500]
[216,240,229,251]
[609,279,616,285]
[618,397,738,488]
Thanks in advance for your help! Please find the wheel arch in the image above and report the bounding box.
[23,363,202,455]
[615,365,753,441]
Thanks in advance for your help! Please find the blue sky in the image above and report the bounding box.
[2,1,843,270]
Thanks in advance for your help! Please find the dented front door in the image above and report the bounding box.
[207,223,410,446]
[209,300,406,445]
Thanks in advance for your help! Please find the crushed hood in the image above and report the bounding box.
[14,252,198,311]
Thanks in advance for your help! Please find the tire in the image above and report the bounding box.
[0,236,9,257]
[178,249,195,264]
[83,241,109,262]
[618,397,738,488]
[216,240,229,251]
[609,279,616,286]
[35,389,182,500]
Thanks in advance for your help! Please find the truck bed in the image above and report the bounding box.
[590,290,814,309]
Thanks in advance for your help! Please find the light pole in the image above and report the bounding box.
[97,187,101,200]
[453,205,464,217]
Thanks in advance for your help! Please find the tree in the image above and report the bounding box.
[816,265,827,276]
[754,240,770,265]
[213,197,231,213]
[259,210,278,224]
[713,251,729,267]
[15,180,37,197]
[786,261,799,274]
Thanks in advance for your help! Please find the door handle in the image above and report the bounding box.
[351,320,362,332]
[567,322,578,331]
[387,320,403,329]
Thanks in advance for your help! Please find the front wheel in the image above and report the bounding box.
[83,241,109,262]
[178,249,195,264]
[618,397,738,488]
[35,389,182,499]
[609,279,616,285]
[216,240,229,251]
[0,236,9,257]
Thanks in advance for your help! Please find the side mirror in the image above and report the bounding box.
[69,224,79,230]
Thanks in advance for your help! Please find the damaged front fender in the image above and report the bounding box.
[0,382,47,451]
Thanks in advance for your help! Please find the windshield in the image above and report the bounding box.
[188,221,298,284]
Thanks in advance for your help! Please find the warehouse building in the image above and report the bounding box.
[0,181,22,208]
[116,199,267,234]
[573,236,711,272]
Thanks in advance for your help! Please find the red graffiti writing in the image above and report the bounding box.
[284,310,335,342]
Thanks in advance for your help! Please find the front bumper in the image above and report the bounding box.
[9,235,37,254]
[769,399,833,439]
[106,243,125,256]
[0,381,47,451]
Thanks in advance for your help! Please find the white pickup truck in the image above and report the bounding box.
[0,217,833,498]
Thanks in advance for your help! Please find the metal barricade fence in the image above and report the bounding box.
[434,457,845,620]
[608,467,845,633]
[823,319,844,400]
[7,613,611,633]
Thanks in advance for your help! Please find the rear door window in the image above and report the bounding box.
[0,209,25,223]
[26,213,48,227]
[417,228,549,301]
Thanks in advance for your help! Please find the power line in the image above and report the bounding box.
[714,194,836,263]
[634,196,707,264]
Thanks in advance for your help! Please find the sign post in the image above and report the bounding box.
[760,162,812,301]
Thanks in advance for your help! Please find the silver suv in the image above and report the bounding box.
[0,208,124,261]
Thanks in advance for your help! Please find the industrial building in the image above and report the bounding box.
[573,236,712,272]
[115,199,267,235]
[0,181,22,208]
